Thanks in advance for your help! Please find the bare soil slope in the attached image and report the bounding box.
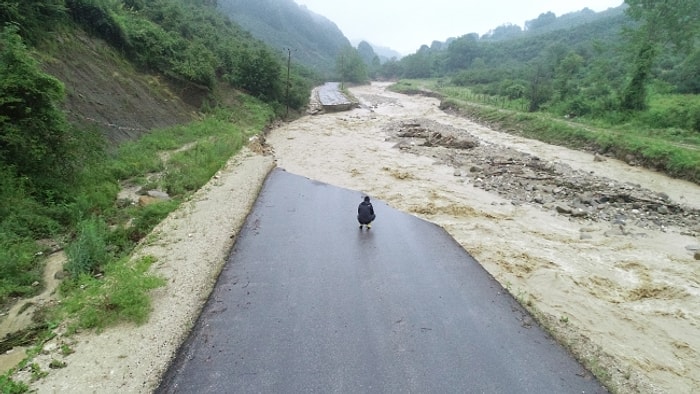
[44,33,203,144]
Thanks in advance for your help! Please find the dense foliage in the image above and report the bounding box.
[0,0,313,108]
[380,4,700,133]
[0,26,86,194]
[337,46,370,85]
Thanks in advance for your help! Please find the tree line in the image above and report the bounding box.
[374,1,700,131]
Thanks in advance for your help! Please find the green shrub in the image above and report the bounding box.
[128,200,179,242]
[65,0,129,49]
[115,15,178,72]
[642,94,700,132]
[0,26,73,194]
[0,374,29,394]
[65,217,111,277]
[58,256,164,331]
[0,235,42,304]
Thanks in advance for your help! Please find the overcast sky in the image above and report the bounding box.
[295,0,624,54]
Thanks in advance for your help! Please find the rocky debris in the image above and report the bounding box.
[384,119,479,150]
[385,118,700,235]
[248,135,273,155]
[138,190,171,206]
[306,87,324,115]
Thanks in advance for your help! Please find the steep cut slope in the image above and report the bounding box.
[43,33,201,144]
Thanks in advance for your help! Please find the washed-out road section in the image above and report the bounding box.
[157,168,605,393]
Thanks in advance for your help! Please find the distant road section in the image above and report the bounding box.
[317,82,355,111]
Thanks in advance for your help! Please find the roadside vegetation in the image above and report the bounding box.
[380,2,700,184]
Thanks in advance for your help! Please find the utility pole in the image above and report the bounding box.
[285,48,292,119]
[340,53,345,90]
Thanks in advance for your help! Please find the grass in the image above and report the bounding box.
[392,79,700,184]
[50,96,273,333]
[0,375,28,393]
[53,255,165,332]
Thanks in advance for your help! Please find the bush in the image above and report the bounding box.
[65,0,129,49]
[0,235,42,304]
[116,15,178,72]
[500,80,528,99]
[65,217,111,277]
[128,200,179,241]
[0,374,28,394]
[0,26,75,194]
[642,94,700,132]
[58,255,165,330]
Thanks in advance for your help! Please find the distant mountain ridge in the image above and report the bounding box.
[483,5,627,41]
[217,0,352,78]
[352,39,403,61]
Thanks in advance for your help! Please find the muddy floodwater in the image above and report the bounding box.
[269,82,700,393]
[7,82,700,393]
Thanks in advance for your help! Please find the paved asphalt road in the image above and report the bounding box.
[157,168,606,393]
[317,82,352,106]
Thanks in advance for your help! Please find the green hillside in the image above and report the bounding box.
[218,0,352,78]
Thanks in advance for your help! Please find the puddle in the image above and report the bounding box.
[0,347,27,374]
[0,251,65,373]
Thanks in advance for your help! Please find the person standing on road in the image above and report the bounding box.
[357,196,376,230]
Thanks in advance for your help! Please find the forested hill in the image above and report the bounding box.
[381,2,700,120]
[481,5,627,41]
[218,0,352,78]
[1,0,321,144]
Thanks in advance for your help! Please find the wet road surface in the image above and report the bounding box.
[317,82,352,106]
[157,168,605,393]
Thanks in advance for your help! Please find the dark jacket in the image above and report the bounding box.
[357,200,376,224]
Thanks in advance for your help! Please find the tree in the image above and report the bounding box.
[445,33,480,71]
[621,0,700,110]
[0,0,65,43]
[525,11,557,31]
[553,52,584,101]
[336,46,368,85]
[401,50,433,79]
[357,41,381,79]
[234,48,283,101]
[0,26,82,194]
[484,24,523,41]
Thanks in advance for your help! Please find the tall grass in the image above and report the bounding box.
[65,217,111,277]
[56,256,165,331]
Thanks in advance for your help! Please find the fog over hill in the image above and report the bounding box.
[218,0,351,77]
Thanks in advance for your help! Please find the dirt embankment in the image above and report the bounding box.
[44,32,205,144]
